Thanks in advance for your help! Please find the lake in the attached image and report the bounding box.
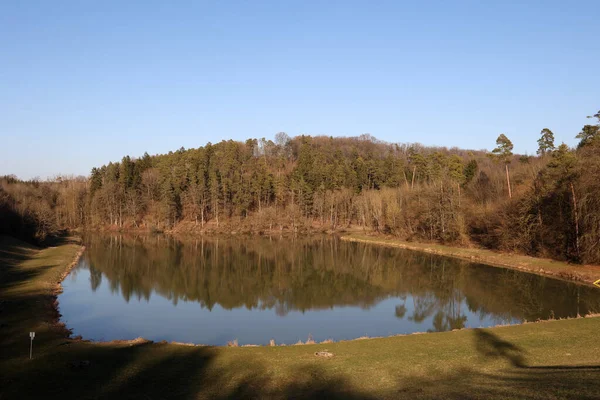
[58,234,600,345]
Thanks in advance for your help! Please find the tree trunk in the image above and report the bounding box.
[403,170,410,190]
[570,182,581,260]
[505,164,512,199]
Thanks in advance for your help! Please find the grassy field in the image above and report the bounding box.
[1,235,600,399]
[342,234,600,287]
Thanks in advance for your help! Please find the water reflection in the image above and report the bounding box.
[58,234,600,345]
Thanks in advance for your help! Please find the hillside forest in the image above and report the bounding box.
[1,110,599,264]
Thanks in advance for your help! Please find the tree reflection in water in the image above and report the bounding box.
[79,234,600,333]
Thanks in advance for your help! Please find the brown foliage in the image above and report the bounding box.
[2,131,600,264]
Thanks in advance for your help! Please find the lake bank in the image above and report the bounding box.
[2,235,600,399]
[341,234,600,287]
[0,236,84,358]
[60,234,600,344]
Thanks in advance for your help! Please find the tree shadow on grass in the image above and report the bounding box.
[391,329,600,400]
[473,328,600,372]
[0,236,41,288]
[0,236,85,358]
[2,340,378,400]
[0,234,78,293]
[3,327,600,400]
[473,328,527,367]
[0,240,62,358]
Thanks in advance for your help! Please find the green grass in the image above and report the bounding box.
[342,234,600,287]
[1,235,600,399]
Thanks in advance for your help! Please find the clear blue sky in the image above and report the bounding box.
[1,1,598,179]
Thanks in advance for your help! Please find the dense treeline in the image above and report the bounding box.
[2,110,599,263]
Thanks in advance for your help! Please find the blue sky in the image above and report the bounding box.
[1,1,598,179]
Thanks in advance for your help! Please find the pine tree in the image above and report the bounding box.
[577,110,600,148]
[537,128,555,156]
[491,134,514,199]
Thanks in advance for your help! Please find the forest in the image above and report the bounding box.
[1,110,599,264]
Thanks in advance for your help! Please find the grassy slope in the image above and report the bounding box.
[1,236,599,400]
[342,234,600,287]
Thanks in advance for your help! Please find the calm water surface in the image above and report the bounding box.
[58,235,600,345]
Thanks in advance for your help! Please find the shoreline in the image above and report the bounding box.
[3,234,600,399]
[51,243,86,338]
[52,234,599,348]
[70,312,600,349]
[7,232,599,349]
[341,234,600,288]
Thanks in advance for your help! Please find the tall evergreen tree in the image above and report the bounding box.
[537,128,555,156]
[491,134,514,199]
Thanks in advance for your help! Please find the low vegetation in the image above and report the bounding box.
[2,109,600,266]
[1,236,600,399]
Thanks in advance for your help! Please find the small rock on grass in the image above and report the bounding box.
[314,351,334,358]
